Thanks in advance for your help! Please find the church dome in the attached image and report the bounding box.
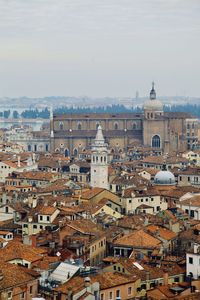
[154,169,175,185]
[143,82,163,111]
[143,99,163,111]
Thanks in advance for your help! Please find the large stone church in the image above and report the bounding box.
[50,84,198,156]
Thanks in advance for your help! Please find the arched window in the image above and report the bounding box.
[77,123,82,130]
[59,122,64,130]
[133,123,137,130]
[152,135,161,148]
[65,149,69,157]
[28,145,31,152]
[73,148,78,156]
[114,122,119,130]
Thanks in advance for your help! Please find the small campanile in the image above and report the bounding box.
[90,125,109,189]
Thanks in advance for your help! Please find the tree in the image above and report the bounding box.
[3,110,10,118]
[13,110,19,119]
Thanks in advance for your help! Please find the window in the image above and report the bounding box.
[114,123,119,130]
[190,210,194,218]
[133,123,137,129]
[59,122,64,130]
[30,286,33,294]
[20,292,25,299]
[23,224,28,228]
[128,287,132,295]
[33,225,37,229]
[152,135,161,148]
[77,123,82,130]
[129,199,132,203]
[109,291,113,299]
[100,294,104,300]
[45,144,49,152]
[188,177,190,182]
[28,145,31,151]
[73,148,78,157]
[65,149,69,157]
[179,176,182,181]
[5,206,9,213]
[114,265,117,270]
[7,292,12,300]
[174,277,180,283]
[189,257,193,264]
[118,267,121,271]
[47,216,50,221]
[40,215,43,221]
[116,290,120,298]
[34,144,37,152]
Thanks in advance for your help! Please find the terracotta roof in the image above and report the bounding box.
[12,170,59,181]
[178,195,200,207]
[66,219,104,236]
[39,206,58,215]
[0,262,39,291]
[91,272,139,289]
[81,187,105,200]
[0,241,47,263]
[146,225,177,241]
[113,229,161,249]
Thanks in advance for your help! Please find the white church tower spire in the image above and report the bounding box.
[90,125,109,189]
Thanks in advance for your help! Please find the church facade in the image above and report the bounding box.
[50,85,198,156]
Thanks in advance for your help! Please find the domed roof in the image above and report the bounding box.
[154,169,175,185]
[143,82,163,111]
[144,99,163,111]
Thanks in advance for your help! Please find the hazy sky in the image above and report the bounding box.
[0,0,200,98]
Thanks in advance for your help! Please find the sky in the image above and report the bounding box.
[0,0,200,98]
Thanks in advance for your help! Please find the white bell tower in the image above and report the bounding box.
[90,125,109,189]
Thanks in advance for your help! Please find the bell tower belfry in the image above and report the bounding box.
[90,125,109,189]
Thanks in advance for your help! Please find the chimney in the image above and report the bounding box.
[194,243,199,254]
[146,271,150,281]
[28,216,33,223]
[0,270,3,281]
[31,234,37,247]
[84,277,91,292]
[163,272,169,285]
[67,287,73,300]
[32,153,36,164]
[17,156,21,168]
[32,195,37,208]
